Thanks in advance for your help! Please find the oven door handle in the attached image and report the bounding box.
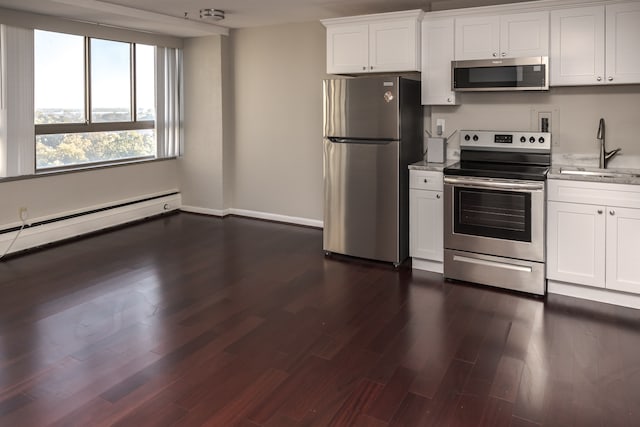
[443,176,544,191]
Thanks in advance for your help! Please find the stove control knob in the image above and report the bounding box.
[539,137,545,143]
[464,134,471,141]
[529,136,536,143]
[520,136,527,143]
[472,135,479,141]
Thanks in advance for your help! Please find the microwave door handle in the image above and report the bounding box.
[444,177,544,191]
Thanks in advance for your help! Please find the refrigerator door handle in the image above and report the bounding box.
[327,137,396,145]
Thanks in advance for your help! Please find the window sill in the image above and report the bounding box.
[0,156,177,184]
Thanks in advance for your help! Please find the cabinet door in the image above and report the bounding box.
[500,11,549,58]
[550,6,605,86]
[547,201,606,287]
[605,2,640,85]
[326,24,369,74]
[369,19,420,72]
[410,189,443,263]
[455,15,500,60]
[606,207,640,294]
[422,18,457,106]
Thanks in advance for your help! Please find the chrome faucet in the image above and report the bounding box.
[597,118,621,169]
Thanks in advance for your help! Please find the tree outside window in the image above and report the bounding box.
[34,30,157,170]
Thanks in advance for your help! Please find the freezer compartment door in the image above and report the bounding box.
[323,138,400,263]
[323,77,400,140]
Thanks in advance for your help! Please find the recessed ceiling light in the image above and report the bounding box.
[200,9,225,21]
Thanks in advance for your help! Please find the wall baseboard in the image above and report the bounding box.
[180,205,323,228]
[411,258,443,274]
[227,208,323,228]
[548,279,640,310]
[0,193,182,257]
[180,205,230,217]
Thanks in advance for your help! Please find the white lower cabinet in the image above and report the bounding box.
[547,201,606,287]
[547,179,640,299]
[409,170,443,273]
[606,206,640,293]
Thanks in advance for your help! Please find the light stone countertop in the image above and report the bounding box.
[409,153,640,183]
[408,159,457,172]
[550,153,640,185]
[547,166,640,185]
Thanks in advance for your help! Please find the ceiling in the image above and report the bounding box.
[0,0,537,37]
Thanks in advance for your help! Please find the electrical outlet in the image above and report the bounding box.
[530,108,560,146]
[18,207,28,221]
[538,111,552,133]
[436,119,445,137]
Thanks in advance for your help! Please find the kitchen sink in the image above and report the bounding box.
[559,168,640,179]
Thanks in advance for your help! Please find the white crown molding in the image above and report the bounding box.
[321,9,424,26]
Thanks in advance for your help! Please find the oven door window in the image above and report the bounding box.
[454,187,531,242]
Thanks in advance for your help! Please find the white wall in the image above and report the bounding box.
[0,160,178,227]
[430,85,640,168]
[179,35,228,214]
[229,22,329,223]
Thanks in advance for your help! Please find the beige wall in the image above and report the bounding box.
[221,35,235,211]
[6,19,640,232]
[229,22,329,222]
[179,35,228,212]
[0,160,178,227]
[430,85,640,167]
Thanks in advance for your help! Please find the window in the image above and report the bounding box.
[34,30,169,171]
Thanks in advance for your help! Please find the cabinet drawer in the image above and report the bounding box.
[410,170,443,190]
[548,179,640,208]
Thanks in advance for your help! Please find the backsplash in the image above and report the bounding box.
[427,84,640,169]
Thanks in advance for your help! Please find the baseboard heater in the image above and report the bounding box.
[0,191,181,257]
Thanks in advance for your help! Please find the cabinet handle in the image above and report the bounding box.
[501,52,506,57]
[597,209,603,214]
[436,194,441,199]
[597,76,602,82]
[423,178,428,183]
[447,98,452,103]
[610,210,615,216]
[608,76,613,82]
[370,66,373,70]
[492,52,497,57]
[362,66,366,71]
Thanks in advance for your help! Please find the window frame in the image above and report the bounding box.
[34,32,156,171]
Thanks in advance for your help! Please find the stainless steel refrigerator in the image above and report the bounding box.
[323,76,422,266]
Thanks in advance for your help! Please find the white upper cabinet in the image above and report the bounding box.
[551,2,640,86]
[455,11,549,60]
[605,2,640,84]
[325,25,370,74]
[550,6,606,86]
[421,18,458,105]
[455,15,500,60]
[500,12,550,58]
[323,10,423,74]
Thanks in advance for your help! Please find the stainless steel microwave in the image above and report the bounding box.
[452,57,548,92]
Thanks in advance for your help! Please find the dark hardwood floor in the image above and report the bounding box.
[1,213,640,426]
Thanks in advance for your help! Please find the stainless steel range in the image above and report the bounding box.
[443,130,551,296]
